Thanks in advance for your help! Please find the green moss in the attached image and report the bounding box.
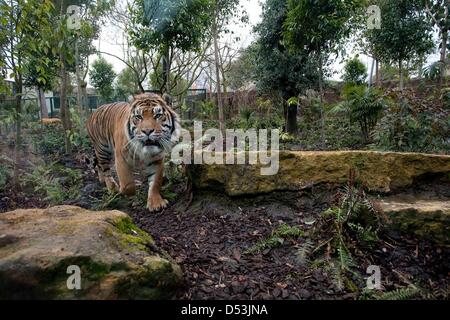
[0,256,130,299]
[114,257,182,299]
[112,217,154,252]
[387,209,450,245]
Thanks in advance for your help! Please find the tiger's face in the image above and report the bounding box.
[128,93,179,152]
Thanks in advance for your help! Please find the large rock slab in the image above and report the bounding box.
[379,198,450,245]
[191,151,450,196]
[0,206,182,299]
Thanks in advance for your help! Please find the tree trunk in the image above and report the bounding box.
[81,81,88,116]
[369,57,375,87]
[13,79,22,189]
[399,60,404,91]
[318,52,325,146]
[439,4,448,86]
[375,59,381,87]
[440,29,448,86]
[37,87,48,119]
[286,101,298,135]
[417,54,424,81]
[75,42,82,107]
[59,58,72,155]
[212,12,224,134]
[58,0,71,154]
[162,46,170,94]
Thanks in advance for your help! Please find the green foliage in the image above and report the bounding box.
[332,85,385,142]
[114,66,141,100]
[245,224,304,254]
[129,0,211,53]
[0,100,18,128]
[293,112,362,150]
[309,175,385,291]
[68,107,91,151]
[22,161,82,205]
[441,87,450,109]
[364,0,434,87]
[423,60,444,80]
[343,57,367,85]
[239,106,254,130]
[30,122,66,155]
[0,155,13,192]
[199,100,216,119]
[93,190,124,210]
[89,57,116,102]
[360,286,422,300]
[283,0,362,55]
[377,287,421,300]
[252,0,319,99]
[373,92,449,153]
[0,0,54,90]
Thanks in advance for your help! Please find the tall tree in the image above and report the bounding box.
[0,0,54,187]
[208,0,246,133]
[129,0,211,94]
[343,56,368,85]
[253,0,318,135]
[283,0,362,137]
[89,56,116,102]
[424,0,449,85]
[283,0,361,96]
[365,0,434,90]
[53,0,113,154]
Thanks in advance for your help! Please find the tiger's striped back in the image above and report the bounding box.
[86,102,130,173]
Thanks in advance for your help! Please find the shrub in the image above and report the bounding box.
[0,155,13,192]
[22,161,82,204]
[199,100,215,119]
[297,171,386,291]
[30,123,65,155]
[373,91,449,153]
[68,107,91,151]
[331,85,385,142]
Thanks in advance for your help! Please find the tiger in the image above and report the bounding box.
[86,93,181,212]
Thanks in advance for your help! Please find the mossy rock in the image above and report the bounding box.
[190,151,450,196]
[0,206,182,299]
[379,198,450,246]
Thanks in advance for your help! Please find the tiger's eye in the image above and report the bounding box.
[134,114,143,120]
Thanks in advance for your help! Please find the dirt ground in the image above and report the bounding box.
[0,146,449,300]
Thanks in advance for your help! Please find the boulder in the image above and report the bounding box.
[191,151,450,196]
[0,205,182,299]
[379,198,450,245]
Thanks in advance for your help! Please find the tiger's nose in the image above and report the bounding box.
[142,128,154,136]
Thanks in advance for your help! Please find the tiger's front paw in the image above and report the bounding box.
[147,194,169,212]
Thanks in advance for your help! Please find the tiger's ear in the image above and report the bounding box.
[162,93,172,106]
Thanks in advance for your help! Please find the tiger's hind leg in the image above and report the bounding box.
[94,148,118,193]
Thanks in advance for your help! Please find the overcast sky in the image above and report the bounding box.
[92,0,441,85]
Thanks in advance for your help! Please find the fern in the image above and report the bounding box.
[295,239,315,268]
[376,287,421,300]
[244,224,304,254]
